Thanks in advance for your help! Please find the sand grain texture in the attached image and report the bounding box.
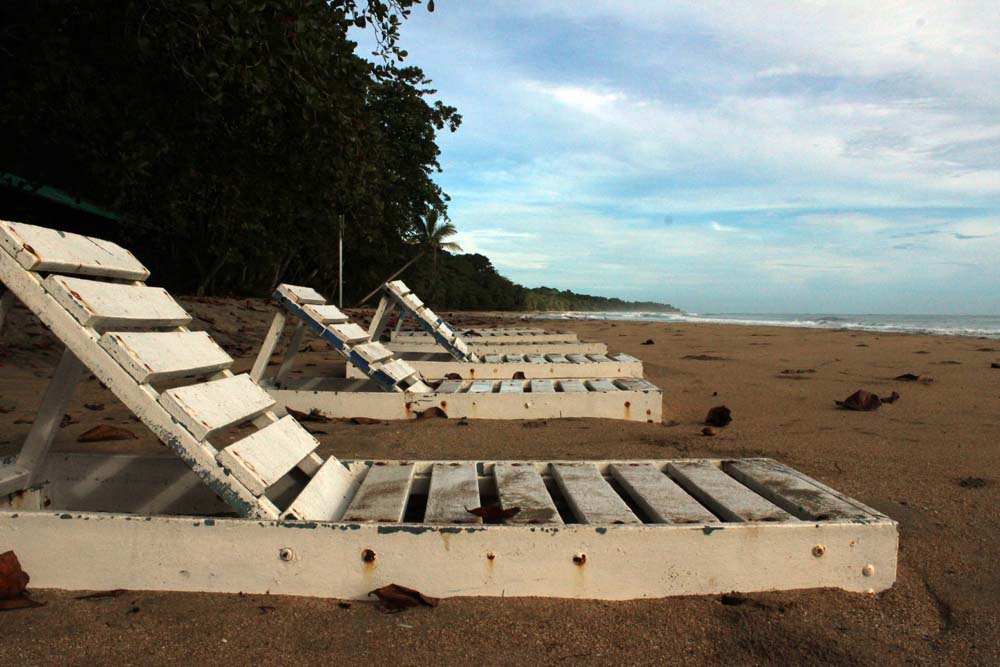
[1,299,998,666]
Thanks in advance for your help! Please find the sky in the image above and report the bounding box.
[364,2,1000,314]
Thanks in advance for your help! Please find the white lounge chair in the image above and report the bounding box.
[259,284,661,421]
[378,280,608,356]
[391,323,579,344]
[0,221,897,600]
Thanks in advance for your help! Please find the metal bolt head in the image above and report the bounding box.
[812,544,826,558]
[361,548,376,563]
[278,547,295,562]
[573,553,587,565]
[862,564,875,577]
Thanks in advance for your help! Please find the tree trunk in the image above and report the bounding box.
[355,251,424,306]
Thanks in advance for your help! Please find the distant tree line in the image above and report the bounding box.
[0,0,457,300]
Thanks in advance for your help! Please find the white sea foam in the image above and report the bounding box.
[529,311,1000,339]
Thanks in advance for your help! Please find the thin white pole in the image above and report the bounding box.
[338,214,344,308]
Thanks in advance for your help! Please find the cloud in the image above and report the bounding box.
[388,2,1000,313]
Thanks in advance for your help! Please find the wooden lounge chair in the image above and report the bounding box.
[391,323,579,344]
[0,221,897,600]
[379,280,608,356]
[259,284,661,421]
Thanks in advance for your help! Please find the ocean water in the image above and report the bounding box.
[529,311,1000,340]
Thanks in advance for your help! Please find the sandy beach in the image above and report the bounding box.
[2,297,999,666]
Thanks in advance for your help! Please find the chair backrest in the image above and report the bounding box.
[269,283,432,393]
[382,280,479,362]
[0,220,356,520]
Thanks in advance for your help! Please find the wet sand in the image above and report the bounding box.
[2,298,999,666]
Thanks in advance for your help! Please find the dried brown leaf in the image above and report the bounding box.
[77,424,138,443]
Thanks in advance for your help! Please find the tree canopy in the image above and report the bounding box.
[0,0,458,299]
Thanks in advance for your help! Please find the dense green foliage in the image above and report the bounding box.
[0,0,457,298]
[522,286,678,313]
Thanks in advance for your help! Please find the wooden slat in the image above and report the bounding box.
[352,341,393,364]
[499,380,525,393]
[667,461,794,522]
[424,463,481,524]
[377,358,418,383]
[303,304,349,324]
[724,460,872,521]
[44,275,190,328]
[530,379,555,393]
[558,379,587,393]
[421,308,443,328]
[616,378,657,392]
[400,292,424,311]
[328,322,369,344]
[435,380,465,393]
[493,463,562,524]
[342,463,415,522]
[217,415,319,496]
[276,284,326,305]
[483,354,503,363]
[552,463,641,524]
[587,379,619,392]
[282,458,358,521]
[526,354,546,364]
[468,380,496,393]
[159,373,275,441]
[609,463,718,524]
[386,279,410,296]
[505,354,524,363]
[452,337,472,357]
[100,331,232,383]
[0,220,149,280]
[587,354,611,362]
[567,354,589,364]
[546,354,569,363]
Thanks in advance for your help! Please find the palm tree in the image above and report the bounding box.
[356,212,462,305]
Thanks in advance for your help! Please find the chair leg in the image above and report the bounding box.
[16,347,86,485]
[250,311,287,383]
[367,295,396,342]
[274,322,306,386]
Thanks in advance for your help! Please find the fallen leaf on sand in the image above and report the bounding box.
[0,551,44,611]
[74,589,127,600]
[836,389,900,411]
[466,504,520,521]
[348,417,380,425]
[705,405,732,427]
[286,407,330,423]
[894,373,920,381]
[641,339,655,345]
[368,584,439,612]
[416,407,447,419]
[702,426,717,437]
[77,424,138,443]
